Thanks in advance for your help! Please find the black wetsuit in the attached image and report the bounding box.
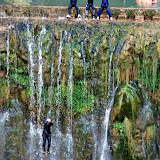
[42,122,53,152]
[68,0,80,15]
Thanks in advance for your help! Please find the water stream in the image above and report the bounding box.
[37,27,46,123]
[0,112,9,159]
[66,43,74,160]
[27,24,35,110]
[6,31,10,105]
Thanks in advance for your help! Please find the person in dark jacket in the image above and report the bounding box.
[85,0,95,20]
[42,118,53,154]
[97,0,112,21]
[66,0,81,18]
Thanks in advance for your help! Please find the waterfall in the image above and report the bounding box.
[54,31,63,158]
[90,57,97,160]
[107,48,115,98]
[91,114,98,160]
[100,46,118,160]
[81,41,86,84]
[0,112,9,159]
[27,24,37,159]
[27,121,43,160]
[56,31,63,132]
[27,24,35,109]
[28,122,36,160]
[6,32,10,103]
[37,27,46,123]
[66,45,73,160]
[100,88,117,160]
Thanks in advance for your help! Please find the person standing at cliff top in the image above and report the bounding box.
[66,0,81,18]
[97,0,112,21]
[85,0,96,20]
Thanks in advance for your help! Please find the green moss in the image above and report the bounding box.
[125,10,136,20]
[111,9,120,20]
[143,10,155,20]
[10,74,29,86]
[72,81,95,115]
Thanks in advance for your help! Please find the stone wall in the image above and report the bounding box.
[0,5,160,22]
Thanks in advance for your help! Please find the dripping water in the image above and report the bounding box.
[90,56,97,160]
[6,31,10,104]
[0,112,9,159]
[91,114,98,160]
[100,42,121,160]
[81,41,86,84]
[54,31,64,159]
[66,44,74,160]
[100,87,118,160]
[37,27,46,123]
[56,31,63,133]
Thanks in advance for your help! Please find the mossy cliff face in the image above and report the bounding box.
[0,21,159,159]
[111,83,157,160]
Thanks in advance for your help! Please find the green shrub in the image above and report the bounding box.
[111,9,120,20]
[143,10,155,20]
[126,10,136,20]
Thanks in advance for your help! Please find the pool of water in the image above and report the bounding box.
[0,0,159,8]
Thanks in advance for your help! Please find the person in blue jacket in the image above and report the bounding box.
[42,118,53,154]
[97,0,112,21]
[85,0,95,20]
[66,0,81,18]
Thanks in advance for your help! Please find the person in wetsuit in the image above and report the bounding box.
[66,0,81,18]
[85,0,95,20]
[97,0,112,21]
[42,118,53,154]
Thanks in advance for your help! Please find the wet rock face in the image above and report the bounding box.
[110,83,158,160]
[0,21,159,159]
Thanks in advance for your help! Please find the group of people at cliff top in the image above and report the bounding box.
[66,0,113,21]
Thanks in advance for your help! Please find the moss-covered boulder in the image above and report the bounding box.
[111,82,158,160]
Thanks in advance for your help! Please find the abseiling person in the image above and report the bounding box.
[85,0,96,20]
[42,118,53,154]
[97,0,112,21]
[66,0,81,18]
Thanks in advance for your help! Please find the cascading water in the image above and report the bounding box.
[6,32,10,103]
[27,24,35,110]
[90,57,98,160]
[66,44,74,160]
[54,31,64,158]
[37,26,46,123]
[0,112,9,159]
[100,43,118,160]
[56,31,63,130]
[27,24,36,159]
[81,41,86,84]
[0,21,159,160]
[91,114,98,160]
